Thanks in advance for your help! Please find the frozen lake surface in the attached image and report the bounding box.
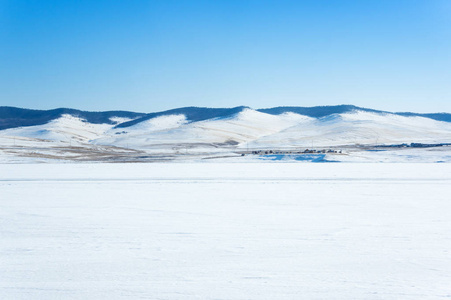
[1,163,451,299]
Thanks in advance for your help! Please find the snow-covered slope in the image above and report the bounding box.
[248,111,451,148]
[91,109,451,151]
[1,107,451,154]
[96,114,189,149]
[0,114,113,147]
[93,109,313,150]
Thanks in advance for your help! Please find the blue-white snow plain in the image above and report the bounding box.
[1,163,451,299]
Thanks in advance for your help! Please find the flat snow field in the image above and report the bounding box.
[1,163,451,299]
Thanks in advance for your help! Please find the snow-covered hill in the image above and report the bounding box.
[2,106,451,149]
[94,109,314,151]
[0,114,113,147]
[248,111,451,148]
[92,108,451,151]
[1,105,451,162]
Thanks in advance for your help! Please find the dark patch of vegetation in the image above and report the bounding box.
[397,112,451,123]
[0,107,146,130]
[375,143,451,148]
[257,105,385,117]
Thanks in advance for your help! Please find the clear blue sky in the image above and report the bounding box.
[1,0,451,113]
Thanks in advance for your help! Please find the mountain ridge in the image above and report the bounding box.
[1,105,451,130]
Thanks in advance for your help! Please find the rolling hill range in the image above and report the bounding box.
[1,105,451,162]
[2,105,451,130]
